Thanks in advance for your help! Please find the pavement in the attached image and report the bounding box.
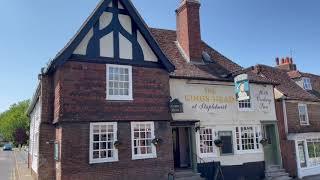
[0,149,15,180]
[13,149,32,180]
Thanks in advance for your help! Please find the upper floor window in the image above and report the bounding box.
[298,104,309,125]
[238,99,252,111]
[106,64,133,101]
[89,122,118,164]
[235,126,261,153]
[303,78,312,90]
[131,122,157,160]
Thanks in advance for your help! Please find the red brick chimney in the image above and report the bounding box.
[275,57,297,71]
[176,0,202,63]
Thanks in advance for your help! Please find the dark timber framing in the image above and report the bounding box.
[44,0,175,74]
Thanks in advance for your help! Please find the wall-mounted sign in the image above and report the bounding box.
[170,99,183,113]
[234,74,250,101]
[184,87,235,113]
[54,143,59,161]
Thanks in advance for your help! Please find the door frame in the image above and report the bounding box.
[261,121,282,167]
[171,121,198,172]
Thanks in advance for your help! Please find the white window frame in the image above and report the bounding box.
[235,126,262,154]
[89,122,118,164]
[306,138,320,167]
[238,99,253,112]
[303,78,312,90]
[106,64,133,101]
[298,104,309,126]
[197,127,217,158]
[131,121,157,160]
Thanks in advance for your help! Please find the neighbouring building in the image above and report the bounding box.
[152,1,283,180]
[27,0,285,180]
[253,58,320,178]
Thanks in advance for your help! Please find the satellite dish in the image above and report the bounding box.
[202,51,214,63]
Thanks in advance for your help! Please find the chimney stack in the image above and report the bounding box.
[176,0,202,63]
[275,57,297,71]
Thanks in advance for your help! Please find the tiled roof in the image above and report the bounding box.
[255,64,319,102]
[287,71,320,99]
[150,28,274,84]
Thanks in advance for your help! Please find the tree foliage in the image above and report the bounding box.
[0,100,30,145]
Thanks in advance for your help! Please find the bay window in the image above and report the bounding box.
[89,122,118,164]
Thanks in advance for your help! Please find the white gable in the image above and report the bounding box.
[137,31,158,62]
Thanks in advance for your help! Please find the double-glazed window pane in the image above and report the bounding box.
[199,128,214,154]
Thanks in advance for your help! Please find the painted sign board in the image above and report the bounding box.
[234,74,250,101]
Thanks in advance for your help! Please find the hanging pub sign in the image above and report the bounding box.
[170,99,183,113]
[234,74,251,101]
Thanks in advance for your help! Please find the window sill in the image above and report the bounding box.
[106,97,134,101]
[300,124,310,126]
[89,158,119,164]
[238,108,254,112]
[235,150,263,154]
[132,154,157,160]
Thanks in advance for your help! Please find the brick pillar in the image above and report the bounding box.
[38,75,56,180]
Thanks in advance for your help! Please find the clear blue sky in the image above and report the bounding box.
[0,0,319,112]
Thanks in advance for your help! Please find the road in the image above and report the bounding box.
[0,150,15,180]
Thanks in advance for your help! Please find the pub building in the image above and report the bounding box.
[27,0,286,179]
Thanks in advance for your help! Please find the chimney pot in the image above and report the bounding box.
[281,58,285,64]
[276,57,280,65]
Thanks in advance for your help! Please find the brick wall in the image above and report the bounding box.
[275,101,298,177]
[58,121,173,180]
[36,75,56,180]
[54,61,172,122]
[286,102,320,133]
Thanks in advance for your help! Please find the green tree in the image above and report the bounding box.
[0,100,30,146]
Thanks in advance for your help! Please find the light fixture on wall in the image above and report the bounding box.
[152,138,163,145]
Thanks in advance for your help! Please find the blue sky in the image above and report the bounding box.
[0,0,319,112]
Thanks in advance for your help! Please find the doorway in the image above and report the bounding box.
[172,127,192,169]
[262,124,281,166]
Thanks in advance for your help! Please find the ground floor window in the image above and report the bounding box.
[89,122,118,164]
[131,122,156,160]
[298,141,307,168]
[218,131,233,155]
[236,126,261,152]
[199,128,216,157]
[307,138,320,167]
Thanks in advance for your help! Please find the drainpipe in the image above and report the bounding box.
[282,99,289,136]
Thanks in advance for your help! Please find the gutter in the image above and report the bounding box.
[282,98,289,135]
[26,83,41,116]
